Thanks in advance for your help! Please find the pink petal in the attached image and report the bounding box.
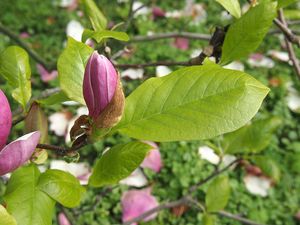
[120,168,148,187]
[83,52,118,120]
[0,90,12,149]
[58,212,71,225]
[141,141,162,173]
[19,32,30,39]
[152,7,166,18]
[173,38,189,50]
[0,131,41,176]
[122,188,159,224]
[37,64,58,82]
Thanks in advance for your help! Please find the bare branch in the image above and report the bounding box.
[278,9,300,80]
[273,18,300,47]
[131,32,211,42]
[218,211,266,225]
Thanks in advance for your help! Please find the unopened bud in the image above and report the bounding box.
[0,90,12,149]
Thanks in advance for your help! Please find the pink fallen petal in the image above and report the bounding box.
[37,64,58,82]
[58,212,72,225]
[173,38,189,50]
[120,168,148,187]
[0,131,41,176]
[122,188,159,224]
[141,141,162,173]
[19,32,30,39]
[243,175,271,197]
[0,90,12,149]
[152,7,166,19]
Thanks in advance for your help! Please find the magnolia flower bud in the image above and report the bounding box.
[0,90,12,149]
[83,52,124,130]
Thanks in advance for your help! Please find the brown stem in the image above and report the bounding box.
[131,32,211,42]
[116,60,191,68]
[218,210,266,225]
[189,158,241,193]
[122,158,243,225]
[37,144,72,155]
[273,18,300,47]
[278,9,300,80]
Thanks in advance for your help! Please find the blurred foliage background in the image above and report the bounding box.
[0,0,300,224]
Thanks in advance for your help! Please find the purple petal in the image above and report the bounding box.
[83,52,118,120]
[37,64,58,82]
[141,141,163,173]
[58,212,71,225]
[0,131,41,176]
[0,90,12,149]
[152,7,166,18]
[122,188,159,224]
[173,38,189,50]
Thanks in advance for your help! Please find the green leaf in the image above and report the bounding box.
[206,176,230,212]
[253,156,281,182]
[37,91,70,105]
[203,213,216,225]
[81,0,107,31]
[89,142,152,187]
[82,29,130,43]
[0,46,31,109]
[290,153,300,173]
[216,0,241,18]
[114,64,269,142]
[222,117,281,154]
[58,37,93,104]
[4,164,56,225]
[283,10,300,20]
[0,205,17,225]
[278,0,297,8]
[220,1,277,65]
[38,169,85,208]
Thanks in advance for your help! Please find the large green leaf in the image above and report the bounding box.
[38,169,85,208]
[89,142,151,187]
[0,46,31,109]
[216,0,241,18]
[114,64,269,142]
[278,0,297,8]
[4,165,55,225]
[58,38,93,104]
[81,0,107,31]
[4,164,85,225]
[203,213,216,225]
[82,29,130,43]
[253,156,281,182]
[206,176,230,212]
[222,117,281,154]
[0,205,17,225]
[220,1,277,65]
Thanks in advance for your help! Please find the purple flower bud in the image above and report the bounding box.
[0,131,41,176]
[0,90,12,149]
[83,52,118,120]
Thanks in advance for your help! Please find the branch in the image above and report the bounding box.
[218,210,266,225]
[189,158,241,193]
[278,9,300,80]
[37,141,85,155]
[116,60,190,68]
[273,18,300,47]
[0,23,55,70]
[131,32,211,42]
[122,197,190,225]
[122,159,243,225]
